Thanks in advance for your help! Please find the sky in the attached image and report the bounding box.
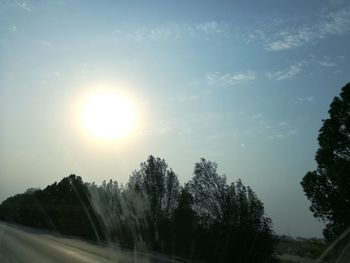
[0,0,350,238]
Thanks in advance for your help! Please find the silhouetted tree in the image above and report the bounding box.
[187,158,226,225]
[301,83,350,241]
[88,179,150,250]
[87,180,123,241]
[173,188,197,259]
[0,175,103,241]
[127,155,180,251]
[187,158,276,262]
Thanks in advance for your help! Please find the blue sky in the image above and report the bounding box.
[1,0,350,237]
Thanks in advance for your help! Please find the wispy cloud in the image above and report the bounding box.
[144,120,173,135]
[244,113,297,140]
[319,60,337,67]
[12,1,31,12]
[177,128,193,136]
[53,71,61,77]
[242,113,271,137]
[8,25,17,32]
[266,28,317,51]
[269,129,297,140]
[158,125,173,134]
[39,71,62,86]
[265,62,303,80]
[319,56,337,67]
[249,6,350,51]
[295,96,314,104]
[178,95,198,102]
[39,40,54,49]
[112,21,228,42]
[279,121,288,127]
[195,21,228,34]
[251,113,263,120]
[206,70,256,87]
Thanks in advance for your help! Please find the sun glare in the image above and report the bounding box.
[81,92,135,140]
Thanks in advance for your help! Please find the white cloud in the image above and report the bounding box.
[207,134,220,141]
[8,25,17,32]
[319,56,337,67]
[319,7,350,35]
[113,21,227,42]
[251,6,350,51]
[178,95,198,102]
[177,128,193,136]
[158,125,173,134]
[145,120,173,135]
[319,61,337,67]
[296,96,314,103]
[53,72,61,77]
[12,1,31,12]
[39,40,54,49]
[266,63,303,80]
[242,113,272,137]
[269,129,297,140]
[252,113,263,120]
[195,21,227,34]
[206,70,256,87]
[266,27,317,51]
[279,121,288,126]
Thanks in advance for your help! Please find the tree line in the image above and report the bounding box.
[0,156,277,262]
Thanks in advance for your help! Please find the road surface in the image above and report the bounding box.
[0,222,179,263]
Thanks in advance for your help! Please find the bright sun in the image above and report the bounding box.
[81,92,135,140]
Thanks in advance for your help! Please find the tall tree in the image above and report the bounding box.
[187,158,275,262]
[173,188,197,258]
[128,156,180,221]
[127,155,180,251]
[301,83,350,241]
[187,158,227,225]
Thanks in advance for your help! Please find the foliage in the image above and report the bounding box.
[0,175,103,240]
[300,238,327,258]
[301,83,350,241]
[187,158,276,262]
[88,179,149,249]
[128,155,180,222]
[276,236,326,259]
[127,155,180,251]
[0,156,276,262]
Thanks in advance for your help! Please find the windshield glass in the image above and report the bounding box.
[0,1,350,262]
